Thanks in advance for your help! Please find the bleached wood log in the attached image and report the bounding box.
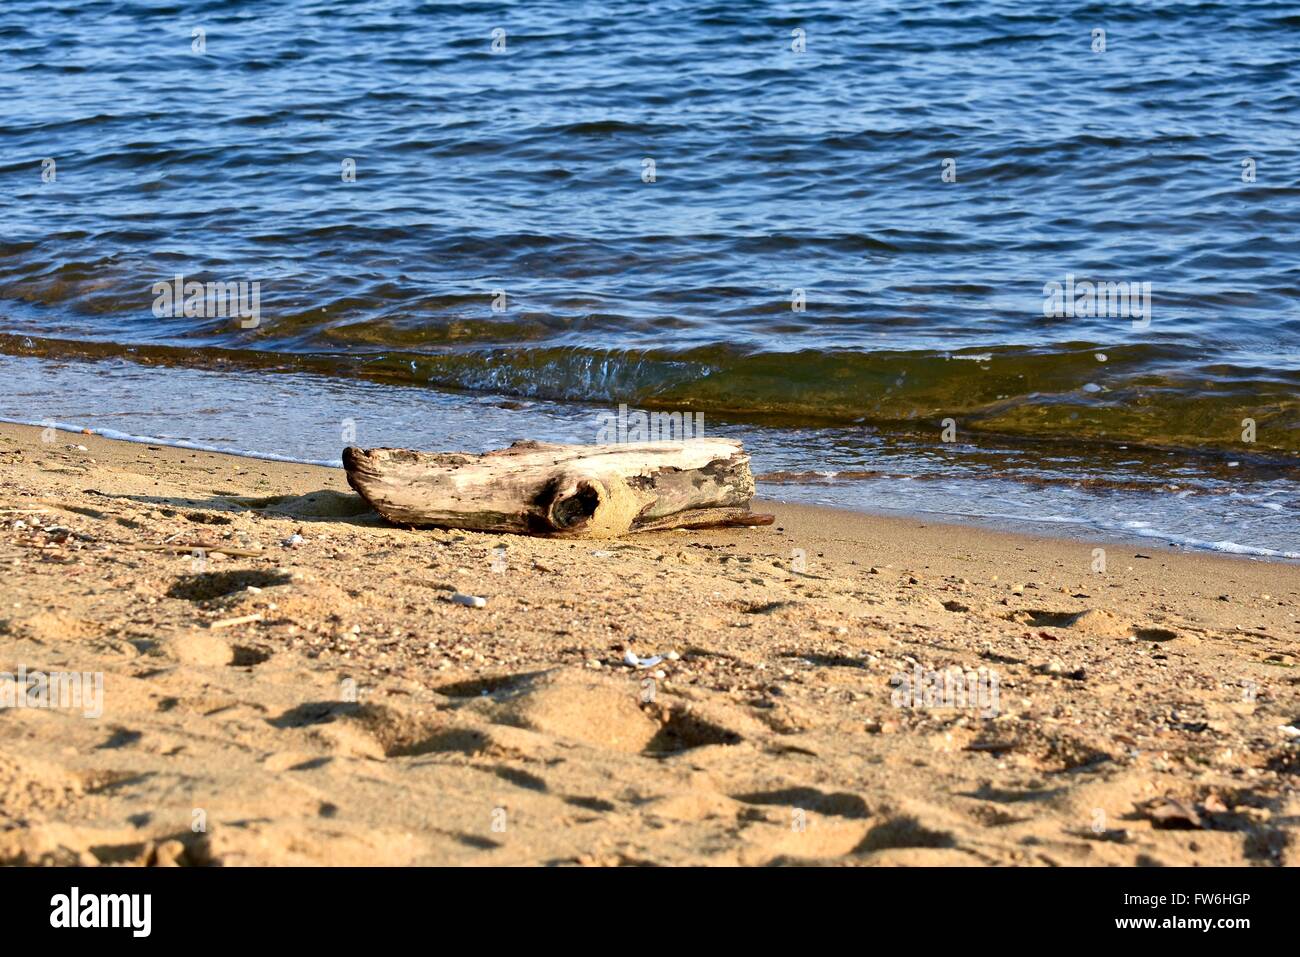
[342,439,771,538]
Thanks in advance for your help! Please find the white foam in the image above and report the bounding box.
[1120,521,1300,560]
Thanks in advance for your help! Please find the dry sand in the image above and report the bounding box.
[0,421,1297,866]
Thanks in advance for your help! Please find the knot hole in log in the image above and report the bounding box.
[550,481,602,529]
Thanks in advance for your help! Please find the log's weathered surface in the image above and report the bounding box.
[342,438,771,538]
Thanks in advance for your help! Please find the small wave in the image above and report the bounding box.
[2,333,1298,458]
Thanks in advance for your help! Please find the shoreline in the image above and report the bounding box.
[4,415,1296,565]
[5,349,1297,562]
[1,421,1297,865]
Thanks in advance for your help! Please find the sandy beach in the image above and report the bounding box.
[0,421,1296,866]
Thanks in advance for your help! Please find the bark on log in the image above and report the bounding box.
[342,438,771,538]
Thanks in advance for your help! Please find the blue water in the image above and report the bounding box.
[0,0,1297,555]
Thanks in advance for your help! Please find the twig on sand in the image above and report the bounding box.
[209,613,264,630]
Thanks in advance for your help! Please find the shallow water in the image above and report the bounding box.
[1,1,1297,556]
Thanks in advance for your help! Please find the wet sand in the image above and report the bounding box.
[1,422,1297,865]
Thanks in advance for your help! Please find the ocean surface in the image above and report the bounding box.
[1,0,1297,558]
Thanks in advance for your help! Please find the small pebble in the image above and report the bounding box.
[623,650,663,669]
[451,593,486,608]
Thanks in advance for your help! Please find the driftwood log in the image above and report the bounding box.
[342,438,772,538]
